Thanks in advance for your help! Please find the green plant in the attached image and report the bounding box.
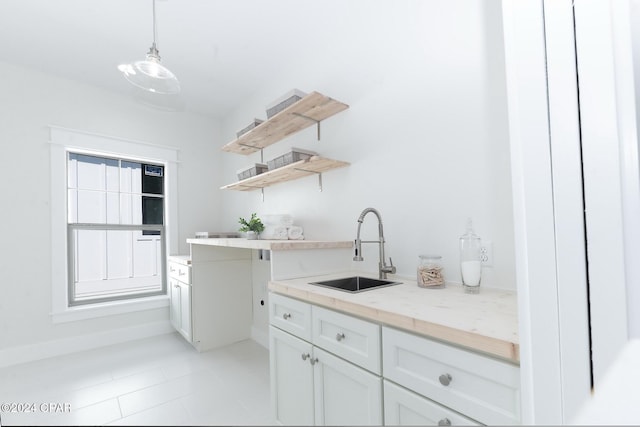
[238,213,265,233]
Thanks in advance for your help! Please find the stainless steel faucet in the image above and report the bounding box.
[353,207,396,279]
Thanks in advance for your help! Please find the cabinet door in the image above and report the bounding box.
[169,278,181,332]
[383,327,520,425]
[313,347,382,426]
[178,282,192,341]
[270,326,314,426]
[384,380,480,426]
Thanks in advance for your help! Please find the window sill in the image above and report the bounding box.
[51,295,169,324]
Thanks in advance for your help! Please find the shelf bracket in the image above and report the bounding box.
[238,142,262,154]
[294,168,324,192]
[292,113,321,140]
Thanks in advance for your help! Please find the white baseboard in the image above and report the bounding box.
[251,325,269,350]
[0,320,174,368]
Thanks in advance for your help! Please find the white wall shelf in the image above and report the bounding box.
[220,155,349,191]
[221,91,349,155]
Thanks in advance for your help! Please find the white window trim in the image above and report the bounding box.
[50,126,179,323]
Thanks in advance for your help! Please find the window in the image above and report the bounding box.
[67,153,166,305]
[50,126,178,322]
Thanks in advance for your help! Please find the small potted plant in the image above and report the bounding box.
[238,213,265,240]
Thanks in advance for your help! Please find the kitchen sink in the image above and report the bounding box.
[309,276,401,293]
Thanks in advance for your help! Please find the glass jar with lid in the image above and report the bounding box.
[460,218,482,293]
[417,255,445,289]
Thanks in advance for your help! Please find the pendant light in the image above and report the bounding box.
[118,0,180,94]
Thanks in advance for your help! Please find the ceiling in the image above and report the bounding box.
[0,0,354,118]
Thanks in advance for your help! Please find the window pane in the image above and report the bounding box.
[142,164,164,195]
[71,228,162,303]
[67,152,165,306]
[77,190,106,223]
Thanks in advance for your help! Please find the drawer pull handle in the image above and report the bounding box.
[301,353,310,361]
[336,332,346,341]
[310,357,319,366]
[282,313,291,320]
[179,271,185,276]
[438,418,452,426]
[170,267,176,272]
[439,373,452,386]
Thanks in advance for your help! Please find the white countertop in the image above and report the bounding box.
[187,238,353,251]
[269,271,519,363]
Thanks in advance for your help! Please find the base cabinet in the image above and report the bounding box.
[313,347,382,426]
[169,250,252,352]
[269,291,383,426]
[270,326,382,426]
[384,380,479,426]
[169,277,192,342]
[269,293,520,426]
[270,325,315,425]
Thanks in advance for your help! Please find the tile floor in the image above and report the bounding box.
[0,333,274,426]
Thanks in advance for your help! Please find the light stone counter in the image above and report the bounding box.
[187,238,353,251]
[269,271,519,363]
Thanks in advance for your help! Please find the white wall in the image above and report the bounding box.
[0,61,222,352]
[218,0,515,290]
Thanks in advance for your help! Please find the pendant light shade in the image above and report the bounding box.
[118,0,180,94]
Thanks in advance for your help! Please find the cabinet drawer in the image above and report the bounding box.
[384,380,479,426]
[269,293,312,341]
[312,305,381,375]
[168,261,191,283]
[383,327,520,425]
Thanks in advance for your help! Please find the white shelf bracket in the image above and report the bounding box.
[293,168,323,192]
[292,113,321,140]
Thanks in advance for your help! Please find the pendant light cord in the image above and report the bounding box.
[152,0,157,48]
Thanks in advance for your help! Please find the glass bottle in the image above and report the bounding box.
[417,255,445,289]
[459,219,482,293]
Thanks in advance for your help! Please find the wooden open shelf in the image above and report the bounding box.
[221,156,350,191]
[222,92,349,155]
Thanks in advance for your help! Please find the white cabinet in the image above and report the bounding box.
[313,347,382,426]
[168,258,192,342]
[383,326,521,425]
[270,325,314,425]
[169,251,252,352]
[270,293,521,426]
[269,293,382,426]
[384,380,479,426]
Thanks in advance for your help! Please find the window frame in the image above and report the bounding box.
[50,126,179,323]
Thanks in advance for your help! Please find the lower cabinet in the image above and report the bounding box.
[169,251,252,352]
[270,325,315,425]
[269,293,521,426]
[384,380,479,426]
[270,326,382,426]
[269,292,383,426]
[383,326,521,425]
[169,277,192,341]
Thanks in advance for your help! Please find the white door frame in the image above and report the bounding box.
[502,0,591,423]
[572,0,633,388]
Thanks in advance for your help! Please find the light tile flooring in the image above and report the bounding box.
[0,333,274,426]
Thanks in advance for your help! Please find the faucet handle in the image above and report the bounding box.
[382,258,396,274]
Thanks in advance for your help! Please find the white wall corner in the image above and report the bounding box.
[0,321,174,369]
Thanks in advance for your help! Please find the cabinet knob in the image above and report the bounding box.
[301,353,310,361]
[438,418,452,426]
[310,357,319,366]
[282,313,291,320]
[174,284,180,289]
[336,332,346,341]
[439,373,452,386]
[179,270,185,276]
